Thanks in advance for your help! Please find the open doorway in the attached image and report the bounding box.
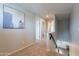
[40,19,47,48]
[35,17,47,48]
[35,16,56,50]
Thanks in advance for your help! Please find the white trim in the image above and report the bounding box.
[4,43,34,56]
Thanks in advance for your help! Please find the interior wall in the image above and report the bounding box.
[55,14,70,42]
[50,19,55,32]
[0,4,36,53]
[70,4,79,56]
[0,4,3,28]
[35,16,40,42]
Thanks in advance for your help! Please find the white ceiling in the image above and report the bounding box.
[13,3,74,19]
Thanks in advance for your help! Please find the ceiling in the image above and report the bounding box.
[12,3,74,19]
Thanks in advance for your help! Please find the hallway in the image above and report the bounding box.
[10,40,61,56]
[0,3,77,56]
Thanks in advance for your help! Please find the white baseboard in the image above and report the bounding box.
[5,42,35,56]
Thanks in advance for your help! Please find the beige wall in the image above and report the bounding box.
[0,4,36,53]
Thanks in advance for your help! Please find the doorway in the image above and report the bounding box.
[35,17,47,48]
